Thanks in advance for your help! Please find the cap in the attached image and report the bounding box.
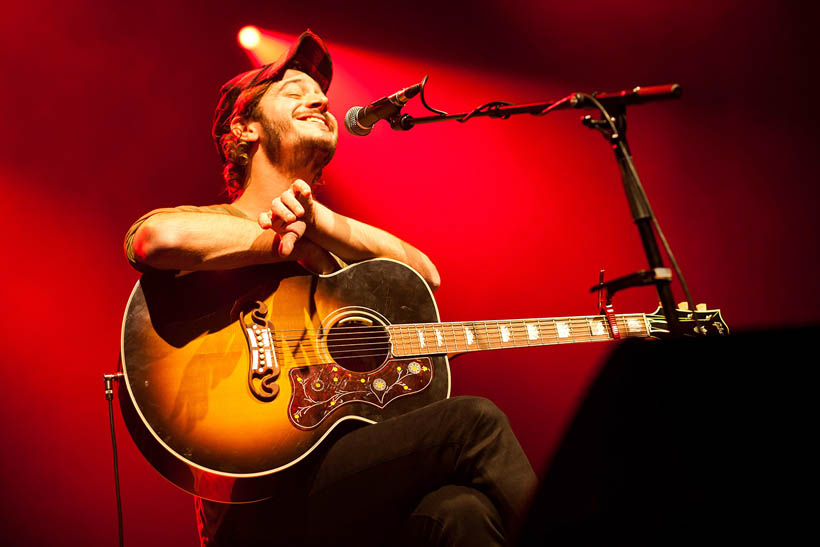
[211,29,333,162]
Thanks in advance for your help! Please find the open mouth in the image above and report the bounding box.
[296,114,328,129]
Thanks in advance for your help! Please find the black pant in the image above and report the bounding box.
[198,396,536,546]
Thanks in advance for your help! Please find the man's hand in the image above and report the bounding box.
[258,180,315,257]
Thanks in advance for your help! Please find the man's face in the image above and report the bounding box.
[255,69,338,172]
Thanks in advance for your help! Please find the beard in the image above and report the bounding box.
[260,114,336,180]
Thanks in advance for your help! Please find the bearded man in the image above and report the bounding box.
[125,30,535,547]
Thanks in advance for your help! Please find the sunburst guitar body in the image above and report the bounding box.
[120,258,448,503]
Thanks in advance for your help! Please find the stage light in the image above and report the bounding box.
[238,26,261,50]
[237,28,292,67]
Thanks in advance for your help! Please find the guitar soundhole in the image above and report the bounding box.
[326,320,390,373]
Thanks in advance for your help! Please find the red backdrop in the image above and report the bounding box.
[1,1,817,544]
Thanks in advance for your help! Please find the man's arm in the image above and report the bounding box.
[258,180,441,291]
[129,209,338,273]
[308,201,441,291]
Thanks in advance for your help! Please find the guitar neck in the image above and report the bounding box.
[388,314,650,357]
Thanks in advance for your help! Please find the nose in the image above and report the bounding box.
[305,91,328,111]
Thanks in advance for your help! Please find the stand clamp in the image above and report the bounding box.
[590,268,673,307]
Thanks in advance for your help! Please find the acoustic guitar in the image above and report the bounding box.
[119,258,727,502]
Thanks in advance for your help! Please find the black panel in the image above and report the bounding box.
[519,327,817,544]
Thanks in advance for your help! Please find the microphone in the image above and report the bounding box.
[344,81,423,136]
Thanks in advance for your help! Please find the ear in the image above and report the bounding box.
[229,116,261,143]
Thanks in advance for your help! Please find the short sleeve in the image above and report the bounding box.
[123,204,249,272]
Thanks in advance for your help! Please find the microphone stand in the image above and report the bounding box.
[391,84,684,335]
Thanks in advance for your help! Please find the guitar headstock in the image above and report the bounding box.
[645,303,730,338]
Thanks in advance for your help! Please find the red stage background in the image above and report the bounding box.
[1,1,817,544]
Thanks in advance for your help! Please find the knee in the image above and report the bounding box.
[449,396,509,429]
[431,485,497,523]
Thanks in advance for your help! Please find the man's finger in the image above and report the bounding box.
[292,238,338,274]
[258,211,272,229]
[292,179,312,199]
[278,232,299,257]
[280,191,305,217]
[270,200,297,226]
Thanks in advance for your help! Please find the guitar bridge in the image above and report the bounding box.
[240,301,280,402]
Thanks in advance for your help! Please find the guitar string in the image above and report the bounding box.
[269,332,624,366]
[268,316,646,349]
[266,321,645,365]
[272,326,626,357]
[263,317,646,363]
[268,315,646,342]
[265,313,647,336]
[266,315,647,347]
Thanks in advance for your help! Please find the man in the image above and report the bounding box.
[125,30,535,546]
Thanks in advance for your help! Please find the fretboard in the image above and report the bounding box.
[387,314,649,357]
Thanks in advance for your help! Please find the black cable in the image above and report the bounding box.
[105,373,125,547]
[419,75,448,116]
[457,101,514,123]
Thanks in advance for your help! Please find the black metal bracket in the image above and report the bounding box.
[591,268,673,307]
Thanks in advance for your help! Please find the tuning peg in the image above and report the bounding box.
[696,303,707,311]
[677,301,689,311]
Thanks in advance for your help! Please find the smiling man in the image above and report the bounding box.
[124,30,535,547]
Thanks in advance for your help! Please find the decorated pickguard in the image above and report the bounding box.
[288,358,433,430]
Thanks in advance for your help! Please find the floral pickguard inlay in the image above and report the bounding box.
[288,358,433,429]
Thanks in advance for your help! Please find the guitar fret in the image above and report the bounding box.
[425,324,441,354]
[392,325,399,356]
[545,319,558,344]
[482,321,492,349]
[399,325,407,356]
[433,325,446,352]
[497,321,510,347]
[587,317,608,339]
[510,320,530,348]
[493,321,503,349]
[464,322,474,351]
[405,324,415,355]
[411,324,421,354]
[523,320,537,346]
[571,319,586,341]
[404,325,412,355]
